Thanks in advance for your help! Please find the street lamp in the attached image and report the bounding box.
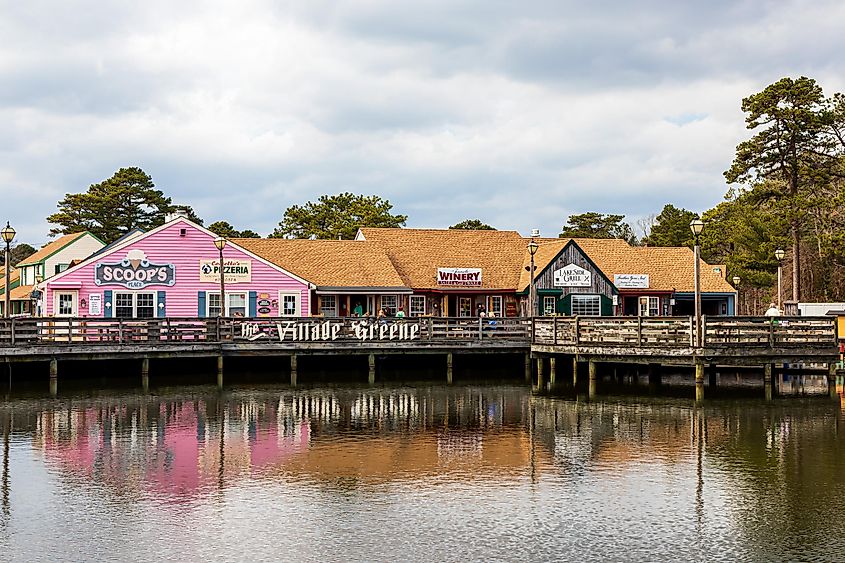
[527,239,539,317]
[689,219,704,347]
[774,248,785,312]
[213,236,227,317]
[1,222,15,319]
[732,275,741,316]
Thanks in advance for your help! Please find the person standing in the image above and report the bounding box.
[764,302,781,317]
[395,307,406,318]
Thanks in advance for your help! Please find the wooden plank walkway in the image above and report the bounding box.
[531,316,839,365]
[0,315,838,367]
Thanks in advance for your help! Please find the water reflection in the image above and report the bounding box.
[1,386,844,561]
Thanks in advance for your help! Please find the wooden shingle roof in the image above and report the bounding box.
[233,239,407,289]
[16,232,89,266]
[520,238,735,293]
[358,228,528,290]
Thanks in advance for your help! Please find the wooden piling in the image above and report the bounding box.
[572,357,579,387]
[290,354,298,387]
[536,357,544,389]
[764,363,772,401]
[217,355,224,388]
[368,353,376,385]
[829,363,838,400]
[588,359,597,399]
[446,353,453,385]
[141,357,150,392]
[49,377,57,397]
[524,354,531,383]
[695,360,704,403]
[549,357,557,386]
[49,358,58,379]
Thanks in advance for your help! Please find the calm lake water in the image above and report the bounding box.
[1,383,844,562]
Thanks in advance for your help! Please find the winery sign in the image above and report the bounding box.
[437,268,482,287]
[94,250,175,289]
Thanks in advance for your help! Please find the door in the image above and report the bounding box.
[54,291,78,317]
[459,297,472,317]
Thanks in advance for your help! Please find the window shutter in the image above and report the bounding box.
[559,294,572,316]
[198,291,206,318]
[157,291,166,318]
[249,291,257,317]
[600,294,613,316]
[103,290,112,318]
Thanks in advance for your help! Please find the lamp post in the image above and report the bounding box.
[1,222,15,319]
[774,248,785,312]
[213,236,227,317]
[689,219,704,347]
[732,275,741,316]
[527,239,539,317]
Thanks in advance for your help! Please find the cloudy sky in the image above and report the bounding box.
[2,0,844,245]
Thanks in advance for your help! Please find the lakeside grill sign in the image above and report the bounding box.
[94,250,175,289]
[437,268,482,287]
[200,259,252,283]
[553,264,591,287]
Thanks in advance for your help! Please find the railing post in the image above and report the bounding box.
[428,317,433,341]
[768,319,775,348]
[574,316,580,345]
[166,318,171,342]
[553,316,558,345]
[478,317,483,341]
[637,316,643,346]
[531,317,535,343]
[67,318,73,343]
[689,316,695,347]
[10,317,14,347]
[216,318,221,342]
[701,316,706,347]
[118,319,124,343]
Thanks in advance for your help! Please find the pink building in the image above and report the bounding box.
[41,217,311,318]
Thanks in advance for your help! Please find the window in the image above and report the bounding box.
[488,296,503,317]
[57,293,75,316]
[638,296,659,317]
[55,263,69,275]
[280,293,299,317]
[458,297,472,317]
[381,295,397,315]
[543,296,556,316]
[321,295,338,317]
[572,294,601,316]
[115,292,156,319]
[410,295,426,317]
[207,292,247,317]
[115,293,134,318]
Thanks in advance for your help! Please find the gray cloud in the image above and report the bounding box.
[1,0,844,245]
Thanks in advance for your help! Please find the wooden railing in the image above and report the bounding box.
[0,316,530,347]
[532,316,838,350]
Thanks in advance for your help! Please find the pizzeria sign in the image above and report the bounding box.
[200,259,252,283]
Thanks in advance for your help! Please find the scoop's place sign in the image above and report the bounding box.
[437,268,482,287]
[95,250,175,289]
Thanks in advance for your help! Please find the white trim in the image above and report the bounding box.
[458,296,473,317]
[42,217,316,289]
[206,291,248,318]
[54,290,78,317]
[278,291,301,317]
[113,290,157,319]
[409,295,426,317]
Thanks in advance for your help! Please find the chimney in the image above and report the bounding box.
[164,208,190,222]
[530,229,540,238]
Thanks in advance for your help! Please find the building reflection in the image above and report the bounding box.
[6,383,845,558]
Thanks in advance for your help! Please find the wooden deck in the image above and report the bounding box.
[531,316,840,365]
[0,315,838,368]
[0,316,531,361]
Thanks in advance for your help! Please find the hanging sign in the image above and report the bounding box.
[88,294,102,315]
[95,250,175,289]
[200,259,252,283]
[437,268,482,287]
[553,264,591,287]
[614,274,650,289]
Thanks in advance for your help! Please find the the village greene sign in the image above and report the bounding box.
[437,267,482,287]
[238,320,420,342]
[553,264,591,287]
[94,250,175,289]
